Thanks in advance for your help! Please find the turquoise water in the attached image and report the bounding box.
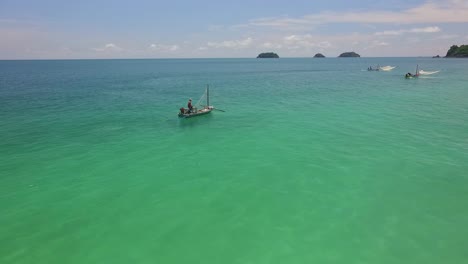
[1,58,468,263]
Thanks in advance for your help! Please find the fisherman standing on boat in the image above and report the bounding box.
[187,98,193,113]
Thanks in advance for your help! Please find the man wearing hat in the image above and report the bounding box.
[187,98,193,113]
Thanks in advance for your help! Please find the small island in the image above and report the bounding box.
[314,53,325,58]
[445,45,468,58]
[432,55,440,58]
[338,51,360,57]
[257,52,279,58]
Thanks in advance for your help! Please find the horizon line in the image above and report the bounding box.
[0,56,450,61]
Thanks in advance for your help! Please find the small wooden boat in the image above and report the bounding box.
[178,85,215,118]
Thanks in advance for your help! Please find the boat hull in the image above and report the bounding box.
[178,108,213,118]
[405,75,419,79]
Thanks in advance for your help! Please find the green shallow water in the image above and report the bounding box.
[1,58,468,263]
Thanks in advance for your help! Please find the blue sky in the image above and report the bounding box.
[1,0,468,59]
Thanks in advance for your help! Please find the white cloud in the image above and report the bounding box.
[262,42,283,49]
[371,40,390,47]
[93,43,123,52]
[436,34,459,39]
[242,1,468,31]
[249,17,313,31]
[409,26,441,33]
[3,1,466,59]
[364,40,391,50]
[149,43,179,52]
[375,26,441,36]
[375,30,402,36]
[405,37,422,43]
[283,35,331,49]
[317,41,332,48]
[206,37,253,49]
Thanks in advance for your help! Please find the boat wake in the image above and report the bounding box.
[379,66,395,71]
[419,76,438,79]
[419,70,440,75]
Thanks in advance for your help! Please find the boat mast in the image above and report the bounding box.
[207,84,209,106]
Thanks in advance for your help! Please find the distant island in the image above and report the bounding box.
[314,53,325,58]
[257,52,279,58]
[445,45,468,57]
[432,55,440,58]
[338,52,360,57]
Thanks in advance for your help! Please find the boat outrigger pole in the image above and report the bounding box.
[207,84,209,107]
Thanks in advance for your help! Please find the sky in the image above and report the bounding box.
[1,0,468,59]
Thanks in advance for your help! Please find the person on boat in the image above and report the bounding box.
[187,98,193,113]
[405,72,415,78]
